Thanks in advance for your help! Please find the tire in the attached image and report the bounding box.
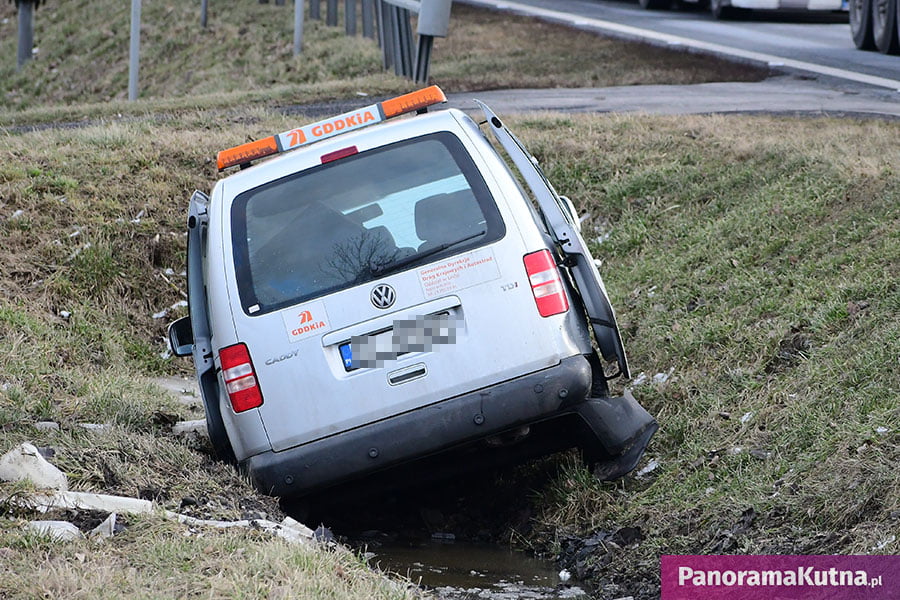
[200,371,237,464]
[850,0,877,50]
[710,0,737,19]
[873,0,900,54]
[640,0,671,9]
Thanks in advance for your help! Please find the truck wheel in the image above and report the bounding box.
[850,0,877,50]
[639,0,671,10]
[873,0,900,53]
[710,0,737,20]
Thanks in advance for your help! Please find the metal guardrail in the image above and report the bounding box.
[309,0,451,84]
[120,0,449,100]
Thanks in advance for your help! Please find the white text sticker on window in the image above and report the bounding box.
[418,247,500,299]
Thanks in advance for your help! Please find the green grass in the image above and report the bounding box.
[515,113,898,584]
[0,2,891,595]
[2,107,896,596]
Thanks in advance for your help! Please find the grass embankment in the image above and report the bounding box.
[0,113,424,599]
[518,114,899,594]
[0,1,766,120]
[0,107,896,597]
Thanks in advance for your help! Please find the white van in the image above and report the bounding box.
[168,87,657,499]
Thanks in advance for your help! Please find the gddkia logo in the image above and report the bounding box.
[282,301,329,342]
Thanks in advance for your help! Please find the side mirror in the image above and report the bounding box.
[167,316,194,357]
[558,195,582,233]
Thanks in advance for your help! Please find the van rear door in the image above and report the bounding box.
[224,116,588,451]
[476,101,630,379]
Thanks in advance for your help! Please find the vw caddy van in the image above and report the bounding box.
[168,86,657,499]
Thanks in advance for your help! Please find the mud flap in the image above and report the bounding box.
[575,390,658,481]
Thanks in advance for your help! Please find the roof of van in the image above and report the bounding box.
[216,86,449,172]
[215,106,471,201]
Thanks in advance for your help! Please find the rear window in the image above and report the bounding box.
[231,131,505,315]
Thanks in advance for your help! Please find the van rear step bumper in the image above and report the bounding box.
[576,390,659,481]
[243,355,656,498]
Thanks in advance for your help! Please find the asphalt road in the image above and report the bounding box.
[443,77,900,118]
[456,0,900,90]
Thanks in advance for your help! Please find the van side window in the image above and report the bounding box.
[231,132,505,315]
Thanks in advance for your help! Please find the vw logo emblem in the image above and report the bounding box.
[371,284,396,309]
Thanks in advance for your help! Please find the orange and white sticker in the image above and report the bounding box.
[281,300,330,343]
[277,106,382,152]
[418,248,501,299]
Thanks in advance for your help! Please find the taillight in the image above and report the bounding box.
[219,343,263,412]
[524,249,569,317]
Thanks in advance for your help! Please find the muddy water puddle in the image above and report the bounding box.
[364,538,588,599]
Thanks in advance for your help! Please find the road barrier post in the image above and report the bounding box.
[294,0,305,54]
[128,0,141,101]
[16,1,34,71]
[362,0,375,38]
[346,0,357,34]
[375,0,451,83]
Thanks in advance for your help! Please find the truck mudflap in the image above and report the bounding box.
[575,390,658,481]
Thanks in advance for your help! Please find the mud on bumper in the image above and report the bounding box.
[243,355,657,498]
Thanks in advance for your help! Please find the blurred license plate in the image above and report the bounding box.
[338,313,456,372]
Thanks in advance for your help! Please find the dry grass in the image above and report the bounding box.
[0,517,420,600]
[0,11,893,590]
[0,1,767,116]
[432,4,767,90]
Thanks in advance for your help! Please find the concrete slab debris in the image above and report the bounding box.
[89,512,118,539]
[171,420,208,438]
[0,442,68,491]
[27,491,153,515]
[27,520,83,542]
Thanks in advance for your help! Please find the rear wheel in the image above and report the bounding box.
[850,0,877,50]
[200,372,237,464]
[873,0,900,54]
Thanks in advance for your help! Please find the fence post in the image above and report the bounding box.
[294,0,304,54]
[361,0,375,38]
[397,7,413,78]
[414,36,433,84]
[345,0,356,35]
[310,0,320,19]
[414,0,451,83]
[326,0,337,25]
[200,0,208,28]
[16,1,34,71]
[377,0,392,70]
[128,0,141,101]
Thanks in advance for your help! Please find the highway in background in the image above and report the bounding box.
[458,0,900,90]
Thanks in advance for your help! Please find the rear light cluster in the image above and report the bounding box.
[219,343,263,412]
[524,249,569,317]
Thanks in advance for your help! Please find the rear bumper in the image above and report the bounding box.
[243,355,656,498]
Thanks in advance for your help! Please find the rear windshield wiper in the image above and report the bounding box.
[372,230,486,275]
